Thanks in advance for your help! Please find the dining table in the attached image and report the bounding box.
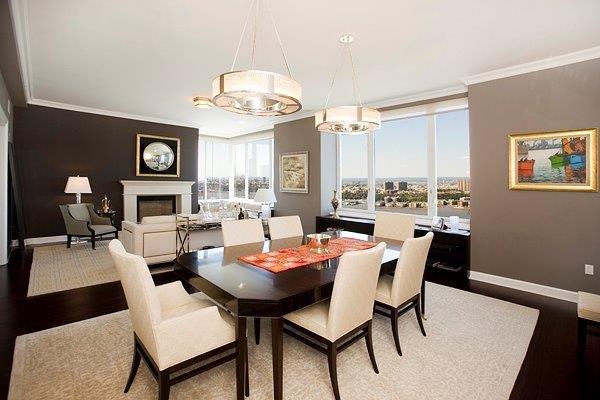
[173,230,411,400]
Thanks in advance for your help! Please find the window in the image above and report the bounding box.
[198,136,273,201]
[436,109,470,219]
[205,142,230,200]
[247,139,272,199]
[340,134,368,210]
[337,98,470,222]
[374,116,428,215]
[234,144,246,198]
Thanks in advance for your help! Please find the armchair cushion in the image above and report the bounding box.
[89,224,117,235]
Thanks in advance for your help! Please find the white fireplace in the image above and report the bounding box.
[120,180,195,222]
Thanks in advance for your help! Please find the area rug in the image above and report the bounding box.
[9,283,538,399]
[27,241,172,297]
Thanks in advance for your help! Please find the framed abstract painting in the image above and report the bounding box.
[508,128,598,192]
[279,151,309,193]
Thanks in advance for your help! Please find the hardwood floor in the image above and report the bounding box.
[0,247,598,400]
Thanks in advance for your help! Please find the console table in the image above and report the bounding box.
[316,215,470,280]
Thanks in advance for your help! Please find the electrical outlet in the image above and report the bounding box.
[585,264,594,275]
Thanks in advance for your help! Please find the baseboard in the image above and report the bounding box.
[23,235,67,245]
[469,271,578,303]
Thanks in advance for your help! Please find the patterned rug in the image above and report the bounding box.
[10,283,539,399]
[27,241,172,297]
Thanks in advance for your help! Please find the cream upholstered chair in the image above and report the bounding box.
[373,211,416,242]
[221,218,266,344]
[374,232,433,356]
[577,291,600,360]
[284,242,387,400]
[108,240,247,400]
[221,219,265,247]
[268,215,303,240]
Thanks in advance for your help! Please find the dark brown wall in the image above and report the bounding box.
[13,105,199,238]
[273,117,336,233]
[469,58,600,294]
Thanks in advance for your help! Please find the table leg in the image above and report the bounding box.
[271,318,283,400]
[421,278,427,320]
[236,316,247,400]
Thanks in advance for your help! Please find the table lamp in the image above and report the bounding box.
[64,175,91,203]
[253,188,277,219]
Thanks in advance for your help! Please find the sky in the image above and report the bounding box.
[341,109,470,178]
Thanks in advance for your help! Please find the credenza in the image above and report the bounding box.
[316,215,470,281]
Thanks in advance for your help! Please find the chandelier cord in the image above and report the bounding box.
[348,45,363,107]
[324,44,345,109]
[251,0,260,68]
[230,0,256,71]
[266,0,293,78]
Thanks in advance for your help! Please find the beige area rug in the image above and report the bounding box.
[27,241,172,297]
[9,283,538,400]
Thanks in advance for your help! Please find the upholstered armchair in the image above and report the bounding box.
[59,203,117,249]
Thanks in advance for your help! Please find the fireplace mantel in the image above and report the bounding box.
[120,180,195,222]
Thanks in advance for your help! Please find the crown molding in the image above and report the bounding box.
[28,98,200,130]
[368,85,467,109]
[462,46,600,86]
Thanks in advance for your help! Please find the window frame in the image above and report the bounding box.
[198,133,274,203]
[336,98,470,227]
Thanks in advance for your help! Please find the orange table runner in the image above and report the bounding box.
[238,237,377,273]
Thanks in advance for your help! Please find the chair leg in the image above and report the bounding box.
[67,235,72,248]
[254,318,261,345]
[158,370,170,400]
[577,317,587,361]
[124,344,141,393]
[365,321,379,374]
[245,339,250,397]
[91,235,96,250]
[415,297,427,337]
[391,308,402,356]
[326,343,341,400]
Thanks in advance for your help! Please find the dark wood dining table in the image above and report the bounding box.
[173,230,405,400]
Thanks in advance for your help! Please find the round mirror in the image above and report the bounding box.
[143,142,175,172]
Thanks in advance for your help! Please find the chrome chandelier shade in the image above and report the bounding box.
[315,34,380,134]
[211,0,301,116]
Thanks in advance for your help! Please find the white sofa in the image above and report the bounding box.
[121,215,224,265]
[120,200,264,265]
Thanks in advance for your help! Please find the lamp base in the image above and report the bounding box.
[260,204,271,219]
[75,193,82,204]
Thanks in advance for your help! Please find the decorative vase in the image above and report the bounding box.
[331,189,340,218]
[101,195,111,213]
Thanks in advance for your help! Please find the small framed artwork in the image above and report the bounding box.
[136,134,180,177]
[508,128,598,192]
[279,151,309,193]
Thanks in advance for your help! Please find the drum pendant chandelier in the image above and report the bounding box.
[315,34,381,134]
[211,0,302,116]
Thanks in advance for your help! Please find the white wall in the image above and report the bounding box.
[0,105,8,265]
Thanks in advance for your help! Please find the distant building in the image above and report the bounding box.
[458,178,470,193]
[384,181,394,192]
[398,181,408,191]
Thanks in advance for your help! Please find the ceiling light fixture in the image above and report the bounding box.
[193,96,214,108]
[315,34,380,134]
[211,0,301,116]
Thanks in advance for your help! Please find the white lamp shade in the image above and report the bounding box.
[64,176,92,194]
[254,188,277,204]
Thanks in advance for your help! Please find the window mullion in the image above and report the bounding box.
[245,143,249,200]
[367,132,375,211]
[427,114,437,217]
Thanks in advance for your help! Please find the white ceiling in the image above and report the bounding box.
[14,0,600,137]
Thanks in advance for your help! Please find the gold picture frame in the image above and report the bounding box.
[508,128,598,192]
[136,133,181,177]
[279,151,309,193]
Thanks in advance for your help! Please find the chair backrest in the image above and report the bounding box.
[327,242,386,340]
[374,211,415,242]
[221,219,265,247]
[268,215,303,240]
[108,239,162,358]
[67,203,93,222]
[391,232,434,305]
